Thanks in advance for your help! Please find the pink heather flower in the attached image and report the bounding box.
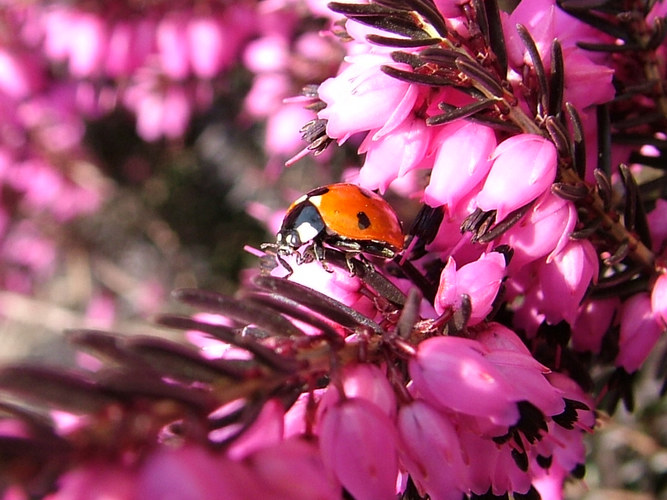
[156,11,190,81]
[45,462,137,500]
[317,53,419,143]
[423,121,496,210]
[571,298,620,353]
[273,256,377,319]
[318,364,397,421]
[500,191,578,269]
[0,47,43,99]
[537,239,599,324]
[398,400,467,500]
[616,293,664,372]
[357,115,431,193]
[433,0,468,18]
[244,438,342,499]
[651,273,667,326]
[187,15,228,79]
[225,399,284,460]
[266,104,317,156]
[476,134,558,221]
[409,336,520,425]
[137,445,258,500]
[435,252,506,324]
[243,35,290,74]
[647,198,667,253]
[560,46,615,111]
[319,398,399,500]
[476,323,564,416]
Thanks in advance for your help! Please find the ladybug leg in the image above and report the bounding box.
[276,253,294,278]
[312,243,334,273]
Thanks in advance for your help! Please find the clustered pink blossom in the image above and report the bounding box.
[1,0,667,500]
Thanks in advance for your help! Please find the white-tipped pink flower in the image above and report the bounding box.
[424,121,496,210]
[476,134,557,221]
[409,336,520,425]
[616,293,664,372]
[318,53,419,143]
[435,252,506,325]
[319,398,399,500]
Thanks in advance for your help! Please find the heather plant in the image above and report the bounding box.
[0,1,666,500]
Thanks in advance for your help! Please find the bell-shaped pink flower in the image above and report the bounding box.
[435,252,506,325]
[571,298,620,353]
[318,398,399,500]
[500,191,577,269]
[537,239,598,324]
[398,400,467,500]
[409,336,520,425]
[318,53,419,143]
[651,273,667,327]
[616,293,664,372]
[357,115,431,193]
[476,134,557,221]
[424,121,496,210]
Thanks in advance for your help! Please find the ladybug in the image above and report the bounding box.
[267,183,404,272]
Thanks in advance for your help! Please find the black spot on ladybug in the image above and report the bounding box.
[308,186,330,197]
[357,211,371,230]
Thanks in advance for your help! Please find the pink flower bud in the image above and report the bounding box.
[424,121,496,210]
[616,293,663,372]
[476,134,557,221]
[319,398,399,500]
[409,336,520,425]
[318,54,419,142]
[357,115,431,193]
[651,273,667,327]
[435,252,506,325]
[500,191,577,269]
[398,400,467,500]
[571,298,620,353]
[537,239,598,324]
